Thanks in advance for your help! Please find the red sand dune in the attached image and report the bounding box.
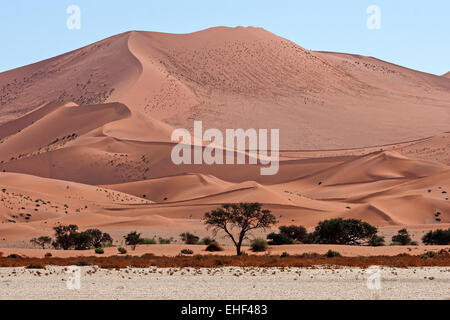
[0,27,449,248]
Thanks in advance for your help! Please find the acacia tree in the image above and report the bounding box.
[84,229,113,248]
[124,231,143,250]
[30,236,52,249]
[52,224,79,250]
[203,203,277,255]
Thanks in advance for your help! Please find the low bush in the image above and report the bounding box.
[44,253,52,258]
[158,237,172,244]
[391,229,412,245]
[205,241,224,252]
[422,229,450,245]
[200,237,214,245]
[368,234,385,247]
[251,238,268,252]
[325,250,342,258]
[180,232,200,245]
[26,264,45,269]
[420,251,435,259]
[141,238,157,245]
[279,225,308,242]
[280,252,290,258]
[95,248,104,254]
[180,249,194,255]
[267,232,294,245]
[118,247,127,254]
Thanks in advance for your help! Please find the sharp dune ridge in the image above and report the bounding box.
[0,27,449,246]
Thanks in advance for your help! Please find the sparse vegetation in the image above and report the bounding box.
[205,241,224,252]
[141,238,157,245]
[420,251,435,259]
[391,229,412,246]
[422,229,450,245]
[368,234,385,247]
[251,238,268,252]
[180,249,194,255]
[118,247,127,255]
[279,225,308,242]
[180,232,199,245]
[267,232,294,245]
[204,203,277,255]
[95,248,104,254]
[325,250,342,258]
[30,236,52,249]
[307,218,378,245]
[124,231,143,250]
[158,237,172,244]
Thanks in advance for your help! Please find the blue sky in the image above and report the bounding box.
[0,0,448,75]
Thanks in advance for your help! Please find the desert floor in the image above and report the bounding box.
[0,266,448,300]
[1,243,450,259]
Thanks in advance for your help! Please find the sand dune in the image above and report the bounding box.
[1,27,450,149]
[0,27,449,246]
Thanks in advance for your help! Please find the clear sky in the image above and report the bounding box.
[0,0,448,75]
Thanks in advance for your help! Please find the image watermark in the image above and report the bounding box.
[66,266,81,290]
[366,265,382,290]
[366,5,381,30]
[66,5,81,30]
[171,121,279,175]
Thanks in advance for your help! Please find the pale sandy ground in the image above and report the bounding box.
[0,266,449,300]
[2,244,450,258]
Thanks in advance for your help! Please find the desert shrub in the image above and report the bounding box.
[280,252,290,258]
[422,229,450,245]
[251,238,268,252]
[181,249,194,255]
[310,218,378,245]
[391,229,412,245]
[30,236,52,249]
[118,247,127,254]
[267,232,294,245]
[420,251,435,259]
[368,234,385,247]
[279,225,308,242]
[124,231,143,250]
[325,250,342,258]
[73,231,94,250]
[205,241,224,252]
[200,237,214,245]
[141,238,157,245]
[44,252,52,258]
[158,237,172,244]
[26,264,45,269]
[95,248,104,254]
[7,254,21,259]
[180,232,200,245]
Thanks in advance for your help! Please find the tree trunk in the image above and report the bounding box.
[236,243,242,256]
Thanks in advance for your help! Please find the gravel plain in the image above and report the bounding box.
[0,266,449,300]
